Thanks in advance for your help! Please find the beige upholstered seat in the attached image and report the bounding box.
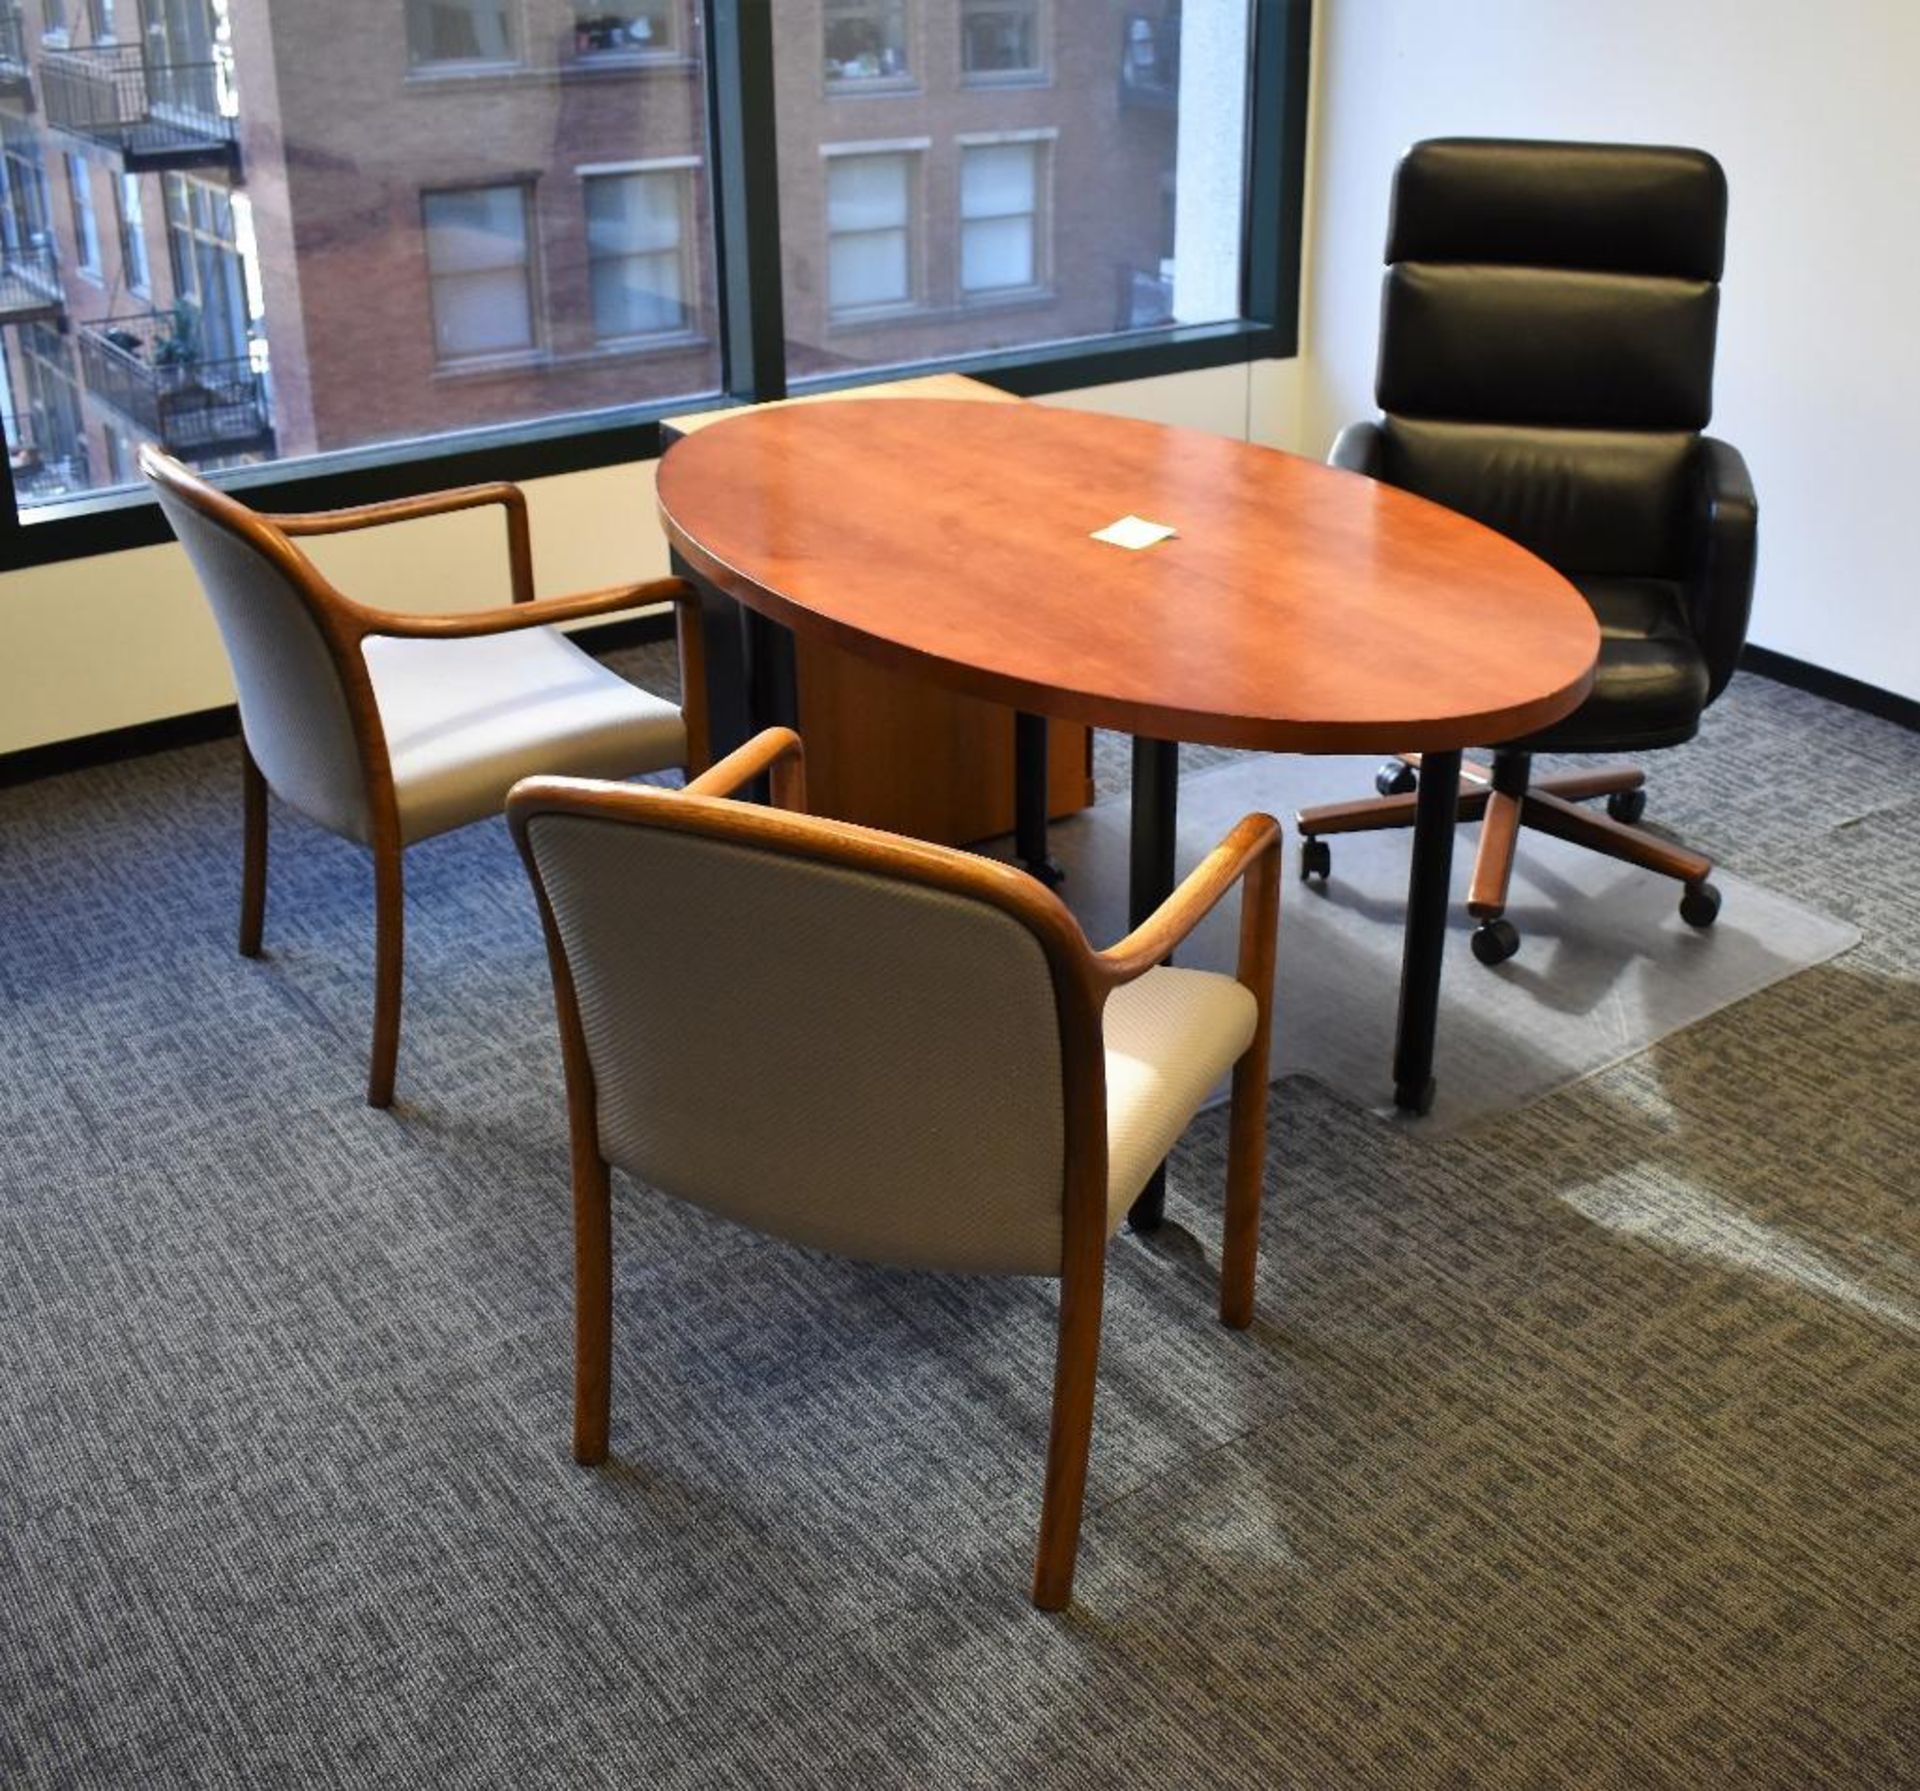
[142,445,708,1106]
[509,726,1282,1610]
[364,629,686,845]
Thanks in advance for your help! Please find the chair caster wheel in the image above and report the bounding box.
[1300,837,1331,882]
[1607,788,1648,824]
[1376,759,1418,797]
[1679,881,1721,929]
[1471,917,1520,966]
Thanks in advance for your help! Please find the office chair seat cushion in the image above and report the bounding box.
[365,627,686,844]
[1103,966,1259,1219]
[1513,576,1709,752]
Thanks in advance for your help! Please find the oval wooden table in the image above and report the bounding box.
[657,399,1598,1177]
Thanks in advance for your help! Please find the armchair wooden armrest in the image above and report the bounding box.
[1096,813,1282,991]
[355,575,710,776]
[268,482,535,604]
[683,726,807,812]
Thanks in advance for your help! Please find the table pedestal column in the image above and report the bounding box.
[1125,736,1181,1232]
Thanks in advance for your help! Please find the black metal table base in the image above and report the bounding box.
[1124,736,1181,1233]
[1391,747,1462,1115]
[1013,711,1064,887]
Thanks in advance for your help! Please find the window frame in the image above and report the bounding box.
[822,140,926,322]
[404,0,523,75]
[569,0,683,67]
[821,0,916,96]
[420,179,542,368]
[64,151,101,282]
[114,172,150,296]
[955,129,1053,304]
[959,0,1048,88]
[0,0,1313,567]
[579,157,701,347]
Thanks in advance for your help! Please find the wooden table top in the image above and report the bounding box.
[656,399,1599,753]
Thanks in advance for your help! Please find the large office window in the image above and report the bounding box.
[959,138,1047,297]
[825,150,917,317]
[423,185,536,362]
[407,0,517,69]
[2,2,1303,543]
[584,166,692,341]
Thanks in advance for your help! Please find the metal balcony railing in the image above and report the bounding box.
[77,312,272,458]
[0,242,62,322]
[40,44,238,172]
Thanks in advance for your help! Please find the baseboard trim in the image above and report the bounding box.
[1741,645,1920,733]
[0,610,677,791]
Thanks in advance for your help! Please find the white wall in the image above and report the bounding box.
[1303,0,1920,702]
[0,362,1299,757]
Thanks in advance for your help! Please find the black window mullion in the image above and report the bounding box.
[1241,0,1311,350]
[705,0,786,404]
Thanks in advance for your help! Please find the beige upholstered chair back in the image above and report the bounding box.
[522,801,1084,1275]
[147,458,375,844]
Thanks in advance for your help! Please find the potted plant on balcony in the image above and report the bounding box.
[152,301,201,385]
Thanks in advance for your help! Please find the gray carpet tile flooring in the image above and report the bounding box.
[3,650,1918,1788]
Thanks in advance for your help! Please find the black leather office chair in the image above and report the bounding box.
[1296,138,1758,965]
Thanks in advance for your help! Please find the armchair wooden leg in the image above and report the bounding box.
[1221,846,1278,1330]
[239,746,268,959]
[367,840,404,1109]
[573,1154,614,1465]
[1032,1257,1106,1611]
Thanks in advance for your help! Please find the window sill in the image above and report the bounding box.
[824,78,921,100]
[960,71,1052,90]
[431,332,712,381]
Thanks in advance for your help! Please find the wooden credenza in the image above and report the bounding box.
[662,375,1093,846]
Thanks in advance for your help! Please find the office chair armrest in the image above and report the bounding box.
[268,482,536,605]
[1097,813,1282,988]
[683,727,807,811]
[1688,437,1759,704]
[1328,420,1388,478]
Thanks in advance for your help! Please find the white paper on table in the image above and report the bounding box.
[1090,514,1178,551]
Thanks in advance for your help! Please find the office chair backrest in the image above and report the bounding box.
[1374,138,1728,580]
[518,789,1093,1276]
[144,448,377,845]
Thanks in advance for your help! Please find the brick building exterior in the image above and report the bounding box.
[0,0,1185,507]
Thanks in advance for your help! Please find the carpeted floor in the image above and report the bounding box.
[2,651,1917,1788]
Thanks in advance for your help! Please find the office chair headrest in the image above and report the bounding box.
[1387,138,1727,282]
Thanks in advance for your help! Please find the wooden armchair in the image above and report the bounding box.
[509,727,1280,1609]
[143,446,708,1107]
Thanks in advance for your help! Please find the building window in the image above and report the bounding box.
[0,130,53,261]
[959,139,1045,298]
[406,0,517,68]
[572,1,675,61]
[422,183,536,362]
[825,150,915,316]
[165,173,253,362]
[584,166,692,342]
[116,173,149,294]
[40,0,67,42]
[65,152,100,279]
[824,0,909,88]
[961,1,1043,81]
[88,0,123,41]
